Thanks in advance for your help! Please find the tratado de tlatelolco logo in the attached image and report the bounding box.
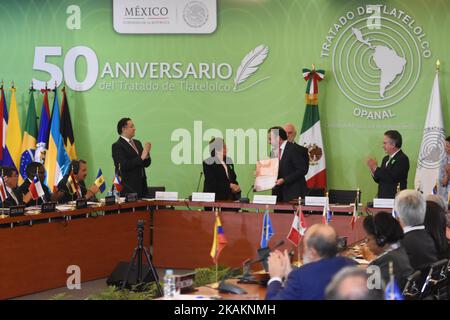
[321,5,432,120]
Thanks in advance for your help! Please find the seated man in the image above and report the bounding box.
[54,160,99,203]
[325,267,384,300]
[18,162,55,206]
[1,166,27,207]
[395,190,438,271]
[266,224,356,300]
[362,212,413,290]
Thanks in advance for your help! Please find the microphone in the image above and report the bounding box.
[195,172,203,192]
[239,184,254,203]
[218,267,248,295]
[189,172,203,201]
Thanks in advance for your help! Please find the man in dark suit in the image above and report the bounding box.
[367,130,409,198]
[268,126,309,202]
[1,166,26,207]
[112,118,151,198]
[266,224,356,300]
[18,162,54,206]
[203,137,241,201]
[395,190,438,271]
[55,160,100,203]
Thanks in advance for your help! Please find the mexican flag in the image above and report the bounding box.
[299,68,326,189]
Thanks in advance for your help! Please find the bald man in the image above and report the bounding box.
[266,224,356,300]
[325,267,384,300]
[283,123,297,143]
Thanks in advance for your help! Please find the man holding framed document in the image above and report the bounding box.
[257,127,309,202]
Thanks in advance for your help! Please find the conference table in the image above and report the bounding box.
[0,199,371,299]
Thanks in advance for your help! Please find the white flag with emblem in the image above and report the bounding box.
[414,72,445,196]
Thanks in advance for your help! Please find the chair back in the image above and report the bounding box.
[420,258,449,300]
[329,189,361,205]
[402,270,421,300]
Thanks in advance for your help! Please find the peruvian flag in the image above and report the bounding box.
[287,205,307,246]
[299,68,326,189]
[29,175,45,200]
[113,174,122,192]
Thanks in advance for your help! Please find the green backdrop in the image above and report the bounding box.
[1,0,449,202]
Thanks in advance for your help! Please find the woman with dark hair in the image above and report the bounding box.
[424,201,450,260]
[203,137,241,201]
[363,212,413,290]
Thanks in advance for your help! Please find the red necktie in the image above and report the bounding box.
[129,139,139,154]
[278,147,282,160]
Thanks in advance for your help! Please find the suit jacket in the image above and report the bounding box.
[370,245,414,290]
[272,142,309,202]
[265,256,356,300]
[18,179,51,206]
[203,156,240,201]
[3,187,24,207]
[401,229,438,271]
[112,137,151,198]
[56,175,89,203]
[373,150,409,198]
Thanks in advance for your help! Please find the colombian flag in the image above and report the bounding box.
[210,214,227,264]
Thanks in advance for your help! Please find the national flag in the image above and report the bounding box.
[45,89,70,192]
[19,90,38,183]
[260,208,274,248]
[0,175,7,202]
[60,87,77,160]
[299,68,326,189]
[322,195,332,225]
[66,171,80,196]
[94,168,106,193]
[29,174,45,200]
[35,88,51,164]
[287,204,307,246]
[414,71,445,196]
[385,262,404,300]
[350,191,360,230]
[5,86,22,171]
[0,84,6,163]
[113,174,122,192]
[210,214,227,264]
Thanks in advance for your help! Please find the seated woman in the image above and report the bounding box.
[202,137,241,201]
[424,200,450,260]
[363,212,413,291]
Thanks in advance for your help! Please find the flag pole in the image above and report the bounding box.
[214,209,219,285]
[1,169,4,214]
[297,197,301,265]
[35,167,38,207]
[436,59,440,73]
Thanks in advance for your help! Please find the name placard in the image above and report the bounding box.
[305,196,327,206]
[9,205,26,217]
[155,191,178,201]
[373,198,395,208]
[126,193,138,203]
[253,195,277,205]
[76,198,88,209]
[105,196,116,206]
[191,192,215,202]
[41,202,56,213]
